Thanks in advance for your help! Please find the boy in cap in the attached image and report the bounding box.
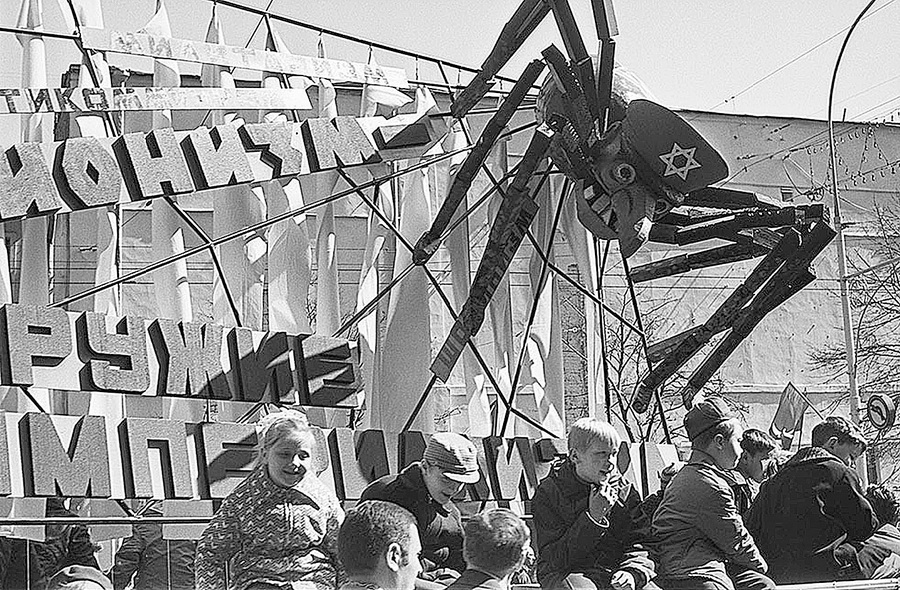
[745,416,877,584]
[532,417,656,589]
[652,398,774,590]
[361,432,480,579]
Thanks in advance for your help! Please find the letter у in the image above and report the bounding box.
[76,312,150,393]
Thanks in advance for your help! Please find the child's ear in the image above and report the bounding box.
[385,542,403,572]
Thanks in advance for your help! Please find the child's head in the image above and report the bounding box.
[811,416,867,466]
[567,418,621,485]
[256,410,316,488]
[684,398,743,470]
[738,428,777,483]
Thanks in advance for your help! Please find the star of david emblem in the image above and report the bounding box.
[659,142,702,181]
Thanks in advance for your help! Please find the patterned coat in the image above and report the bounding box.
[195,466,344,590]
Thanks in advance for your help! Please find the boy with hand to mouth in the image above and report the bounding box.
[532,418,656,590]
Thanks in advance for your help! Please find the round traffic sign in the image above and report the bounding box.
[867,393,896,431]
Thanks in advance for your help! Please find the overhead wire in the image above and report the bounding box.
[701,0,899,113]
[807,71,900,119]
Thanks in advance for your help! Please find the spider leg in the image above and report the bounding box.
[630,228,800,412]
[413,60,546,265]
[542,44,596,146]
[675,221,834,407]
[451,0,551,119]
[630,217,834,412]
[431,125,554,381]
[545,0,599,121]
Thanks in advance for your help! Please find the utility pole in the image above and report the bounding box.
[827,0,877,486]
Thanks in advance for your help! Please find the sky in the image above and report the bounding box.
[1,0,900,123]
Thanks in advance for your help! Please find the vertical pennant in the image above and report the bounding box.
[313,38,342,337]
[266,179,312,334]
[207,8,264,331]
[307,38,345,427]
[522,174,567,437]
[201,3,237,127]
[261,25,313,123]
[70,0,111,139]
[16,0,52,414]
[559,180,600,418]
[140,0,192,325]
[66,0,120,322]
[359,47,412,117]
[259,21,313,337]
[350,48,410,425]
[315,202,341,335]
[354,170,393,426]
[375,88,435,433]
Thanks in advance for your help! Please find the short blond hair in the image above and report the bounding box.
[255,409,314,467]
[567,418,620,455]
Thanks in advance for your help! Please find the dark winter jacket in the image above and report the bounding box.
[361,462,466,574]
[444,569,505,590]
[652,456,766,590]
[745,446,878,583]
[0,498,100,590]
[531,460,655,588]
[109,507,196,590]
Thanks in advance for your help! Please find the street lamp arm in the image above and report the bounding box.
[828,0,879,121]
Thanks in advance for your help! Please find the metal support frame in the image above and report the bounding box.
[335,160,562,439]
[205,0,533,88]
[499,174,568,437]
[163,197,243,327]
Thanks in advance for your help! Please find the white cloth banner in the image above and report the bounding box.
[375,88,437,433]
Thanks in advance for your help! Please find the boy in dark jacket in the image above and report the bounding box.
[361,432,480,578]
[532,418,655,590]
[745,416,878,584]
[652,398,773,590]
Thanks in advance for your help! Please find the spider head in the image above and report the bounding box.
[538,66,729,257]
